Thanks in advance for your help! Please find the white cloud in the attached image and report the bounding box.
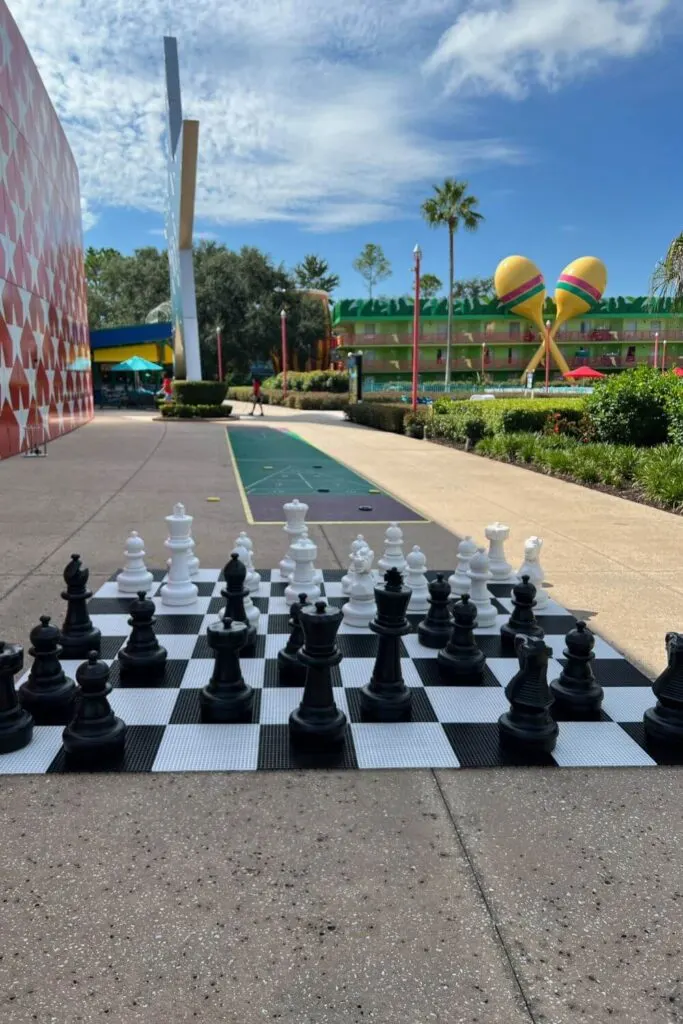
[80,196,98,232]
[425,0,673,97]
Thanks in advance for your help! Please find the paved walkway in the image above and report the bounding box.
[0,409,681,1024]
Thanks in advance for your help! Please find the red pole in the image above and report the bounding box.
[216,326,223,382]
[545,320,551,394]
[412,244,421,412]
[280,309,288,396]
[654,331,659,369]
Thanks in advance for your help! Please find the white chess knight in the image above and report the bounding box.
[284,532,321,605]
[278,498,308,581]
[160,503,199,606]
[234,531,261,593]
[467,546,497,627]
[448,535,478,597]
[342,534,368,595]
[518,536,549,610]
[342,550,377,628]
[116,531,154,594]
[378,522,406,573]
[405,545,429,614]
[485,522,514,581]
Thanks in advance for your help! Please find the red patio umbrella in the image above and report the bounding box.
[563,365,606,380]
[671,366,683,377]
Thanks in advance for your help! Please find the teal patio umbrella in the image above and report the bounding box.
[111,356,164,372]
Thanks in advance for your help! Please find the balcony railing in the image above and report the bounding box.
[333,329,683,348]
[359,352,683,375]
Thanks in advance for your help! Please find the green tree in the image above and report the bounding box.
[294,254,340,294]
[85,246,169,330]
[352,243,391,299]
[453,276,494,304]
[420,273,442,300]
[650,232,683,309]
[421,179,484,384]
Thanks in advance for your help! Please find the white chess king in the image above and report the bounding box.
[160,503,199,606]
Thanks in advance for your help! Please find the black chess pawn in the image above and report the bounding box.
[118,591,168,684]
[289,601,347,748]
[643,632,683,748]
[361,567,413,721]
[18,615,78,725]
[62,652,127,767]
[0,641,33,754]
[438,594,486,685]
[59,553,101,659]
[498,635,558,754]
[417,573,453,649]
[200,615,254,722]
[549,620,603,717]
[222,553,257,651]
[277,594,308,686]
[500,575,545,653]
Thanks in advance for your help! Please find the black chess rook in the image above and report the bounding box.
[118,591,168,684]
[500,575,544,653]
[62,653,127,768]
[438,594,486,685]
[643,632,683,748]
[417,574,453,649]
[498,634,558,754]
[277,594,308,686]
[0,641,33,754]
[200,615,254,722]
[18,615,78,725]
[59,553,101,659]
[289,601,347,748]
[223,553,257,651]
[361,568,413,721]
[549,621,603,717]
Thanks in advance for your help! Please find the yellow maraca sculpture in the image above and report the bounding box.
[554,256,608,331]
[494,256,546,334]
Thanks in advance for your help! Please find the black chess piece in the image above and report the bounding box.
[498,635,558,754]
[643,632,683,747]
[18,615,78,725]
[417,573,453,649]
[200,615,254,722]
[277,594,308,686]
[222,553,257,651]
[500,575,545,653]
[289,601,347,748]
[549,620,603,717]
[438,594,486,685]
[0,641,33,754]
[62,652,127,767]
[59,553,101,659]
[361,568,413,721]
[118,591,168,684]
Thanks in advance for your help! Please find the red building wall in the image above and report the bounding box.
[0,1,92,459]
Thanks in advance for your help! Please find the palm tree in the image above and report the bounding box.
[421,180,484,384]
[650,232,683,309]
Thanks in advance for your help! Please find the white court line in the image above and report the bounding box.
[245,465,296,492]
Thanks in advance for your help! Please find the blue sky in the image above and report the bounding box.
[14,0,683,299]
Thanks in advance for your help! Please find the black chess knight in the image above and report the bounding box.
[438,594,486,685]
[59,554,101,659]
[222,553,257,651]
[500,575,544,653]
[549,620,603,717]
[200,615,254,722]
[417,574,453,649]
[361,568,413,721]
[118,591,168,683]
[0,641,33,754]
[498,634,558,754]
[277,594,308,686]
[18,615,78,725]
[643,631,683,747]
[289,601,347,748]
[62,653,127,767]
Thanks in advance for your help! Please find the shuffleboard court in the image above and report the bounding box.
[226,426,427,524]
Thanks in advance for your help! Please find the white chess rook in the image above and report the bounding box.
[467,547,497,627]
[448,536,478,597]
[342,550,377,628]
[284,533,321,605]
[405,545,429,614]
[234,531,261,593]
[485,522,514,581]
[160,503,199,606]
[378,523,406,573]
[116,531,154,594]
[518,536,549,610]
[279,498,309,581]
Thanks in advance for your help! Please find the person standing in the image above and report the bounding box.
[248,377,264,416]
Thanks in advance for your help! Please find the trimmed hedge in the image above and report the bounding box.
[227,387,284,404]
[285,393,348,410]
[585,367,682,447]
[173,381,228,406]
[263,370,349,393]
[161,403,233,419]
[425,398,587,445]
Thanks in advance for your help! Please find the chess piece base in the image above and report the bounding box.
[160,581,199,606]
[62,716,127,766]
[289,705,347,748]
[18,677,77,726]
[59,629,102,660]
[360,684,412,722]
[0,706,34,754]
[549,676,604,717]
[500,621,544,654]
[417,621,452,649]
[118,651,168,687]
[117,570,154,594]
[437,647,486,685]
[644,704,683,747]
[277,649,307,686]
[498,710,558,754]
[199,682,254,723]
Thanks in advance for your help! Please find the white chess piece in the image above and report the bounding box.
[342,534,368,595]
[448,536,478,597]
[160,503,199,606]
[485,522,514,581]
[518,536,549,610]
[378,522,406,573]
[116,531,154,594]
[342,550,377,628]
[284,532,321,605]
[300,526,323,584]
[467,547,497,627]
[405,545,429,614]
[278,498,308,581]
[234,531,261,593]
[187,527,200,577]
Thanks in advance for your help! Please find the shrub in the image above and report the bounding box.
[263,370,349,393]
[285,393,349,410]
[585,367,682,446]
[173,381,228,406]
[226,387,284,405]
[635,446,683,508]
[346,402,408,434]
[161,403,233,419]
[404,409,431,438]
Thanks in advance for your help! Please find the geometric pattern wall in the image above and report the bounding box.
[0,1,92,459]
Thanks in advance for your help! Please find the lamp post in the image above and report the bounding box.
[545,319,552,394]
[662,339,668,372]
[654,331,659,369]
[280,308,288,397]
[411,244,422,412]
[481,341,486,381]
[216,325,223,382]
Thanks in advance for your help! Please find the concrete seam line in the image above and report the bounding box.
[318,526,344,569]
[431,768,538,1024]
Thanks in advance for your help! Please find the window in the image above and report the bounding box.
[507,347,513,364]
[436,349,442,364]
[650,321,661,336]
[626,346,635,362]
[508,321,520,339]
[625,321,638,334]
[364,323,376,336]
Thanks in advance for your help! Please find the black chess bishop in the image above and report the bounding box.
[500,575,545,653]
[361,568,413,721]
[118,591,168,683]
[222,553,257,651]
[549,620,603,717]
[643,631,683,748]
[59,554,101,659]
[417,574,453,649]
[289,601,347,748]
[438,594,486,685]
[277,594,308,686]
[62,653,127,767]
[498,634,558,754]
[0,641,33,754]
[200,614,254,722]
[18,615,78,725]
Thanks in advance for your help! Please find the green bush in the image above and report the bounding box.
[425,397,585,446]
[226,387,285,405]
[635,446,683,508]
[173,381,228,406]
[404,409,431,438]
[585,367,682,446]
[161,403,233,419]
[346,402,409,434]
[263,370,349,393]
[285,393,349,410]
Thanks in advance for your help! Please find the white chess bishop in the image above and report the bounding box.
[518,536,549,611]
[467,546,497,627]
[485,522,514,581]
[234,531,261,593]
[405,545,429,614]
[378,522,406,573]
[284,532,321,605]
[448,535,478,597]
[342,550,377,628]
[160,503,199,606]
[279,498,308,581]
[116,531,154,594]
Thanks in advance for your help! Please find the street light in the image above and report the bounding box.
[545,319,552,393]
[662,339,668,372]
[481,341,486,381]
[216,324,223,382]
[280,308,288,397]
[411,244,422,412]
[654,331,659,369]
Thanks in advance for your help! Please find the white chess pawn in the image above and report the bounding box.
[116,531,154,594]
[279,498,308,581]
[342,535,367,595]
[234,531,261,593]
[518,536,548,610]
[342,550,377,628]
[160,503,199,606]
[467,547,497,627]
[485,522,514,581]
[284,533,321,605]
[448,536,478,597]
[405,545,429,614]
[378,522,406,573]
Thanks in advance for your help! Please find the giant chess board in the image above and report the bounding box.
[2,569,674,775]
